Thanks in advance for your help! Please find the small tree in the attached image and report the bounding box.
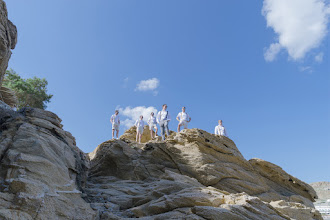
[3,69,53,109]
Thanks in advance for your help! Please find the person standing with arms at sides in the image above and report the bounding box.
[176,107,191,132]
[135,115,144,143]
[157,104,171,141]
[215,120,228,137]
[148,112,158,139]
[110,110,120,139]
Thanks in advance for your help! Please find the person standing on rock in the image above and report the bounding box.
[215,120,228,137]
[157,104,171,141]
[148,112,158,139]
[176,106,191,132]
[135,115,144,143]
[110,110,120,139]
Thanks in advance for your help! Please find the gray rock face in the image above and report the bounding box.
[0,0,17,86]
[85,129,321,219]
[0,107,96,219]
[0,106,323,219]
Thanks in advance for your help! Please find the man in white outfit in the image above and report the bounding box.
[148,112,158,139]
[135,115,144,143]
[110,110,120,139]
[215,120,228,137]
[176,107,191,132]
[157,104,171,141]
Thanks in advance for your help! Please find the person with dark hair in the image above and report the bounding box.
[176,106,191,132]
[157,104,171,140]
[215,120,228,137]
[110,110,120,139]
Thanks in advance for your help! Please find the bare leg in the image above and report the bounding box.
[112,129,115,139]
[116,130,119,139]
[150,130,153,139]
[139,133,142,143]
[136,132,138,142]
[177,124,181,132]
[155,127,158,137]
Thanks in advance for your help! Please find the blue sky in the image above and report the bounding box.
[6,0,330,183]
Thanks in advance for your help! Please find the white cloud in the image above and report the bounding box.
[264,43,282,62]
[118,106,158,128]
[135,78,160,94]
[315,52,324,62]
[262,0,330,61]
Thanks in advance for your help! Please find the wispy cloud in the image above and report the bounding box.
[264,43,282,62]
[299,66,313,73]
[122,77,129,88]
[135,78,160,96]
[262,0,330,61]
[315,52,324,63]
[118,106,158,128]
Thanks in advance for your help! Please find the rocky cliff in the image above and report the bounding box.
[0,0,16,87]
[0,1,323,219]
[0,104,322,219]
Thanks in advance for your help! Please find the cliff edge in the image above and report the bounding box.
[0,105,322,219]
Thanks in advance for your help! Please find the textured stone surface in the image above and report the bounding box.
[0,0,17,87]
[0,107,96,219]
[120,125,166,143]
[84,128,322,219]
[0,106,323,219]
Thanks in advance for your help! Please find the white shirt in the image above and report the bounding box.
[177,112,190,122]
[148,116,157,125]
[157,110,171,123]
[135,119,144,128]
[110,114,120,124]
[215,125,228,137]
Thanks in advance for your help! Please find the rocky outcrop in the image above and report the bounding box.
[0,0,17,87]
[0,105,96,219]
[86,128,321,219]
[0,103,322,219]
[120,125,167,143]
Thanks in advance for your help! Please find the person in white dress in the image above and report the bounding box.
[110,110,120,139]
[214,120,228,137]
[135,115,144,143]
[148,112,158,139]
[157,104,171,141]
[176,107,191,132]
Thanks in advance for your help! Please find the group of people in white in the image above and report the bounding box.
[110,104,228,143]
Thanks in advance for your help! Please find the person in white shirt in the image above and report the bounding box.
[176,106,191,132]
[135,115,144,143]
[148,112,158,139]
[214,120,228,137]
[110,110,120,139]
[157,104,171,141]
